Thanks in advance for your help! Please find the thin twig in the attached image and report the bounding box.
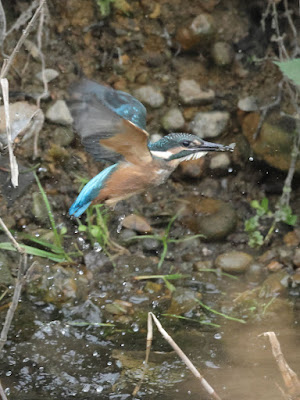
[0,78,18,187]
[0,218,23,253]
[0,218,27,355]
[0,0,6,49]
[0,0,46,80]
[133,312,222,400]
[0,382,8,400]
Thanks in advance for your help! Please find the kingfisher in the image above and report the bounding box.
[68,79,235,217]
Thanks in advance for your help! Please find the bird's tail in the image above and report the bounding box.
[69,164,118,217]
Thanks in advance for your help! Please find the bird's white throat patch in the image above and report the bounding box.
[150,150,173,159]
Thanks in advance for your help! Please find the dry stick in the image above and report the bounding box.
[261,332,300,398]
[0,218,27,355]
[34,0,47,157]
[0,0,6,49]
[0,0,46,80]
[0,382,8,400]
[133,312,222,400]
[0,78,18,187]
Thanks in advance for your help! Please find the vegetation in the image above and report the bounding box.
[0,174,77,262]
[245,197,297,247]
[128,214,204,269]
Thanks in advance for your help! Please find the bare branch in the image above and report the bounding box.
[0,0,46,80]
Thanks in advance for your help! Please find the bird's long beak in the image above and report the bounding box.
[196,140,236,152]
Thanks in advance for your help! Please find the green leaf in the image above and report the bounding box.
[261,197,269,213]
[274,59,300,86]
[78,225,87,232]
[244,216,259,232]
[163,279,176,292]
[90,225,102,238]
[0,242,66,262]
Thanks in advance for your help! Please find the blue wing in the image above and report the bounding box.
[69,163,118,217]
[68,79,148,163]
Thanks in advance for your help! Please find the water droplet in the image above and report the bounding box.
[131,323,139,332]
[214,333,222,340]
[96,386,104,393]
[93,242,102,252]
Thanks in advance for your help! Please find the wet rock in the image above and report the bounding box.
[53,126,75,147]
[266,260,283,272]
[46,100,73,126]
[176,13,215,51]
[215,251,253,273]
[178,79,215,105]
[283,231,300,247]
[84,250,113,274]
[142,238,161,252]
[150,133,163,143]
[211,41,234,66]
[241,112,300,172]
[291,269,300,285]
[118,228,137,245]
[193,259,214,271]
[36,68,59,83]
[121,214,152,233]
[0,253,14,285]
[161,108,185,131]
[259,270,289,297]
[144,281,163,293]
[32,192,49,223]
[26,263,89,305]
[293,248,300,268]
[178,158,205,179]
[238,96,259,112]
[0,101,44,145]
[168,288,201,315]
[190,111,230,138]
[63,299,103,324]
[105,299,133,315]
[0,158,35,203]
[209,153,231,170]
[133,86,164,108]
[246,263,264,284]
[179,197,237,241]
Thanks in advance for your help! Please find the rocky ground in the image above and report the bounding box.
[0,1,299,399]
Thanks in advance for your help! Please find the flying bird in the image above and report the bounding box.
[68,79,235,217]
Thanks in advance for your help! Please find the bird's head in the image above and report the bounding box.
[149,133,235,164]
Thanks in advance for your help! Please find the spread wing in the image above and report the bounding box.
[68,79,152,164]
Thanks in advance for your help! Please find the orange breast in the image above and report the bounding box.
[92,162,169,207]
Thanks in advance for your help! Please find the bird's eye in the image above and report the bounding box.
[182,140,191,147]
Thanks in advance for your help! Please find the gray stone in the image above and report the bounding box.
[36,68,59,83]
[32,192,48,223]
[179,197,237,241]
[168,288,200,314]
[179,79,215,105]
[150,133,163,143]
[176,13,215,51]
[211,41,234,66]
[142,238,161,252]
[246,263,265,284]
[84,251,113,273]
[46,100,73,126]
[238,96,259,112]
[133,86,164,108]
[53,126,75,147]
[209,153,231,170]
[190,111,230,138]
[215,251,253,273]
[161,108,185,131]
